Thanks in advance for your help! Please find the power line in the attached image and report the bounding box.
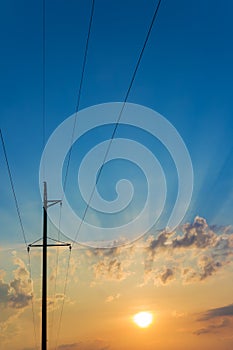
[54,0,162,346]
[0,129,28,247]
[0,128,38,349]
[54,1,96,348]
[28,250,39,350]
[50,204,62,348]
[72,0,163,246]
[54,1,162,347]
[63,0,96,192]
[54,248,71,350]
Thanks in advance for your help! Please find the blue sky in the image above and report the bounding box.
[1,0,233,243]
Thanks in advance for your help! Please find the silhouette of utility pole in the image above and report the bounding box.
[28,182,71,350]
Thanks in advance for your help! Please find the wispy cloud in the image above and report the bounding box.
[194,318,231,335]
[57,339,110,350]
[105,293,121,303]
[198,304,233,321]
[194,303,233,336]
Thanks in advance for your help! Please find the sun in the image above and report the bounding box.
[133,311,153,328]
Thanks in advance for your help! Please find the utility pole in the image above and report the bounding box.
[42,182,48,350]
[28,182,71,350]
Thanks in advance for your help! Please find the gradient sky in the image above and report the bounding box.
[1,1,233,349]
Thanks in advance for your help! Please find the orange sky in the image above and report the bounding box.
[1,217,233,350]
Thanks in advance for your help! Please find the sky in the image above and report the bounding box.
[0,0,233,349]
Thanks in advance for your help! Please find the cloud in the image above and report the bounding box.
[143,266,176,286]
[198,304,233,321]
[72,216,233,286]
[194,303,233,336]
[172,216,217,249]
[105,293,121,303]
[194,318,231,335]
[182,255,225,283]
[93,257,131,281]
[87,245,135,283]
[85,216,232,286]
[144,216,233,285]
[58,344,78,350]
[0,257,33,309]
[146,216,220,254]
[46,293,69,311]
[57,339,110,350]
[75,216,232,286]
[146,230,173,252]
[86,247,120,258]
[0,256,34,344]
[171,310,186,318]
[159,267,175,284]
[49,254,79,285]
[0,308,24,343]
[198,255,223,281]
[0,280,10,304]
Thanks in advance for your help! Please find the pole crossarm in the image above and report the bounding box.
[28,236,71,249]
[29,243,71,248]
[46,199,62,208]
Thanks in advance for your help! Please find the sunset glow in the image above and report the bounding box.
[133,312,153,328]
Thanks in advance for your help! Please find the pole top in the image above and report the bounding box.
[43,182,47,207]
